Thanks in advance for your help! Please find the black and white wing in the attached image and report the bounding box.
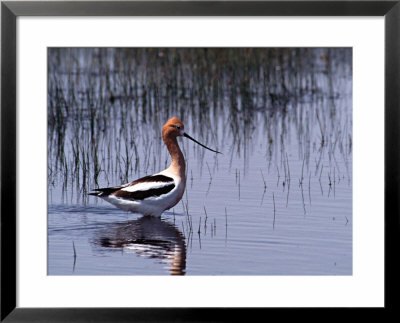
[89,174,175,200]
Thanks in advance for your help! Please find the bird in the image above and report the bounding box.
[89,117,221,216]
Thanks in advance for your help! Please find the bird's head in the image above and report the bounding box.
[162,117,221,154]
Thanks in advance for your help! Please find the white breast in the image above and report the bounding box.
[101,170,186,216]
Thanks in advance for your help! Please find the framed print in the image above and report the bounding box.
[1,0,399,321]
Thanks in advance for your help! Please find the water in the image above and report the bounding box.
[48,48,352,275]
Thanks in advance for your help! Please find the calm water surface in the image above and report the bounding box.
[48,48,352,275]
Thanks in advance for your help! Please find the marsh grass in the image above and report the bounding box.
[48,48,352,226]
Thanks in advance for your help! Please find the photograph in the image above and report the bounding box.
[47,47,353,276]
[3,0,397,319]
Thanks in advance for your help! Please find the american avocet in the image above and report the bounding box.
[89,117,221,216]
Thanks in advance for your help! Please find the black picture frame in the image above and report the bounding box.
[1,1,399,321]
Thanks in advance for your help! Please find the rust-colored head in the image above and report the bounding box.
[162,117,222,154]
[162,117,185,140]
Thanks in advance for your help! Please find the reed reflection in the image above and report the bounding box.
[92,216,186,275]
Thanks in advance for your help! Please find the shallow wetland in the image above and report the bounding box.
[48,48,352,275]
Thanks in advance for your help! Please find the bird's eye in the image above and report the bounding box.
[176,126,181,130]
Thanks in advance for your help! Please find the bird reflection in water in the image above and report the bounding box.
[92,216,186,275]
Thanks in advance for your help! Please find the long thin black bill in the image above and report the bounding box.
[183,133,222,154]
